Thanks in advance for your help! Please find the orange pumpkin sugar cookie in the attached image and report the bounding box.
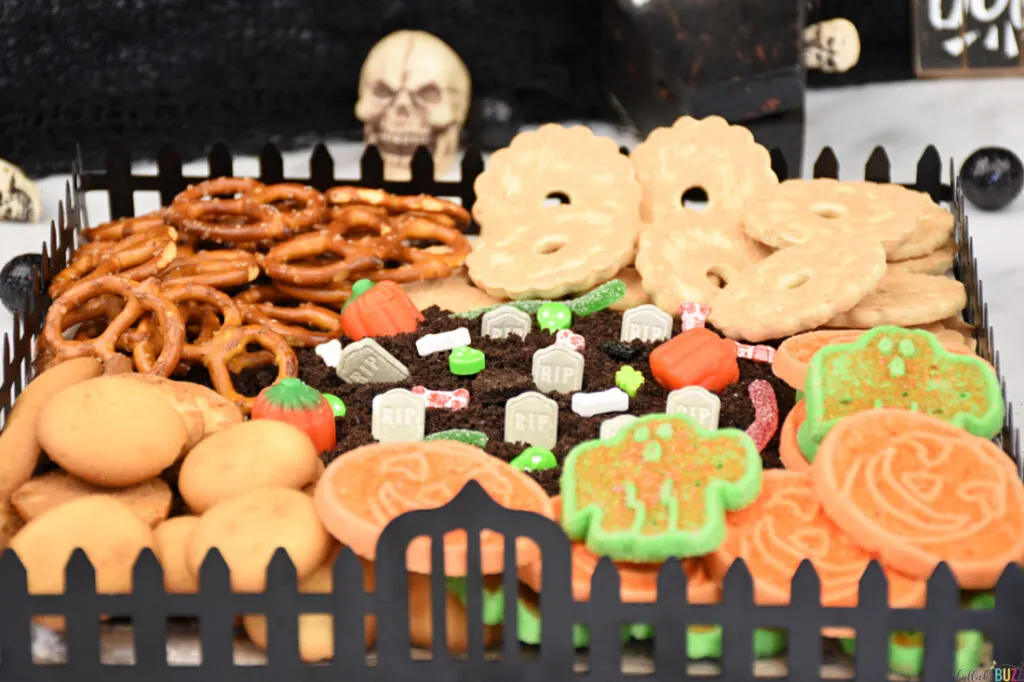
[799,326,1004,460]
[314,440,553,576]
[560,413,762,563]
[519,498,720,604]
[778,401,810,473]
[708,470,926,635]
[811,409,1024,589]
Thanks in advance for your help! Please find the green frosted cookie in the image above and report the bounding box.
[560,413,762,563]
[445,577,506,626]
[424,429,490,448]
[800,326,1003,460]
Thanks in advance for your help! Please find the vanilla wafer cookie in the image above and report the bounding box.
[630,116,778,224]
[707,235,886,342]
[825,273,967,329]
[472,124,642,240]
[741,180,921,257]
[635,210,771,310]
[887,239,956,275]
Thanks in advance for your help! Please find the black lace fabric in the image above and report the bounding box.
[0,0,608,177]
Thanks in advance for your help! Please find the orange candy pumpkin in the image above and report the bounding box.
[648,327,739,393]
[340,280,423,341]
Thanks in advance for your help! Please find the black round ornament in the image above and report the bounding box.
[959,147,1023,211]
[0,253,45,315]
[466,95,523,151]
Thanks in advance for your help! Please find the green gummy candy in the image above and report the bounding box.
[568,280,626,316]
[615,366,645,397]
[449,346,486,376]
[425,429,489,448]
[445,577,506,626]
[537,302,572,333]
[799,326,1004,461]
[560,413,763,562]
[322,393,347,418]
[509,446,557,472]
[452,299,550,320]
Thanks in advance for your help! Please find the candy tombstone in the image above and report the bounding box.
[340,279,423,341]
[251,378,337,453]
[537,302,572,333]
[648,328,739,393]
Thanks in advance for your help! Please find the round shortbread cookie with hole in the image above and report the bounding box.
[37,376,188,487]
[153,515,201,594]
[178,420,323,514]
[825,272,967,329]
[741,179,920,257]
[887,239,956,276]
[11,471,172,527]
[635,210,772,311]
[707,235,887,342]
[885,193,955,261]
[186,487,333,592]
[629,115,778,224]
[472,123,642,240]
[466,207,639,299]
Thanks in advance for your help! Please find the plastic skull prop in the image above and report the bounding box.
[356,31,471,181]
[803,18,861,73]
[0,159,41,223]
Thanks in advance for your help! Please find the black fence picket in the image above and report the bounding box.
[0,142,1022,681]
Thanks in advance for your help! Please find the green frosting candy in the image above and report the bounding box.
[322,393,347,418]
[799,326,1004,461]
[615,365,645,397]
[424,429,489,448]
[449,346,486,376]
[509,446,557,472]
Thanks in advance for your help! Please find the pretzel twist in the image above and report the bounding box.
[199,325,299,413]
[51,229,179,299]
[82,211,169,243]
[248,183,327,233]
[235,285,342,346]
[41,276,185,376]
[325,186,471,230]
[160,249,262,288]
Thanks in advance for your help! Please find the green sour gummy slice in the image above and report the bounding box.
[560,413,763,562]
[568,280,626,316]
[424,429,489,448]
[799,326,1004,461]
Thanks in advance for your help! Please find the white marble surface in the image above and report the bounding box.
[3,78,1023,422]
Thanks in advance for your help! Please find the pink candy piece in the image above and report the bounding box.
[745,379,779,453]
[411,386,470,411]
[678,301,711,331]
[736,342,777,364]
[555,329,586,352]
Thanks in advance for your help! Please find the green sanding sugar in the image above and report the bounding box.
[643,441,662,462]
[655,423,674,439]
[425,429,489,448]
[898,339,916,357]
[633,426,651,442]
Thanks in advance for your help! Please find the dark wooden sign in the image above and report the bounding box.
[913,0,1024,75]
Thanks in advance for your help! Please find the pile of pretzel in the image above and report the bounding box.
[37,179,473,410]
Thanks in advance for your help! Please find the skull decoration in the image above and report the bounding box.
[356,31,471,181]
[0,159,41,223]
[536,302,573,334]
[803,18,862,74]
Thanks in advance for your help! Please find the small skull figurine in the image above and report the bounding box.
[803,18,861,74]
[0,159,41,223]
[356,31,471,181]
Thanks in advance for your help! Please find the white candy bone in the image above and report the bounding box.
[571,388,630,418]
[416,327,471,356]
